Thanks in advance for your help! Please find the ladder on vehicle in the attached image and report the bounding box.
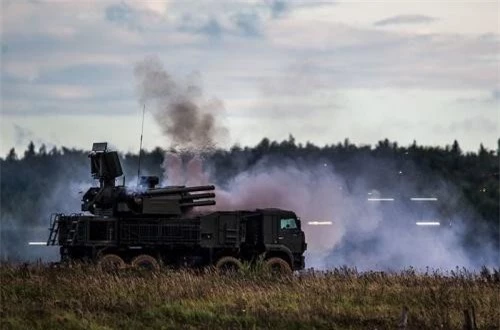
[47,213,61,245]
[66,215,80,245]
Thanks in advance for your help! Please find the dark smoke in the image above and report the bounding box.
[134,55,228,186]
[134,55,228,152]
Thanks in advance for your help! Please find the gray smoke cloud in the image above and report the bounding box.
[163,152,184,186]
[134,55,228,185]
[134,55,228,152]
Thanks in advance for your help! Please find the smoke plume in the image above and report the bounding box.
[133,56,497,271]
[133,57,224,149]
[163,152,184,186]
[134,55,228,184]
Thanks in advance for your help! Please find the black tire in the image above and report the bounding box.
[131,254,160,271]
[215,256,243,274]
[97,254,125,271]
[265,257,292,274]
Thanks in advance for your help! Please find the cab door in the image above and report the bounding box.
[277,216,302,253]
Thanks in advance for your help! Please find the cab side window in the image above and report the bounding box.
[280,218,297,230]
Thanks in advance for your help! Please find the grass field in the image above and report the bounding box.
[0,263,498,329]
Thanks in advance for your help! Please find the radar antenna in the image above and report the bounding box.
[137,104,146,186]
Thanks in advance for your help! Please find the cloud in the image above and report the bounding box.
[456,89,500,105]
[179,15,224,38]
[493,89,500,101]
[231,11,262,37]
[374,14,438,26]
[130,0,169,16]
[1,0,499,154]
[171,0,305,38]
[268,0,289,19]
[104,1,171,31]
[267,18,499,89]
[105,2,138,29]
[198,18,224,37]
[2,1,498,92]
[179,10,263,38]
[448,116,498,134]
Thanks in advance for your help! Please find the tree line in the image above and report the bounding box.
[1,137,498,258]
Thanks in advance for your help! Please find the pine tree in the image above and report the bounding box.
[6,148,17,161]
[451,140,462,156]
[24,141,36,159]
[38,144,47,156]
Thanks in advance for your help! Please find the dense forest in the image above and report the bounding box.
[1,137,498,265]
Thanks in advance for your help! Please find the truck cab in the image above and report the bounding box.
[243,209,307,270]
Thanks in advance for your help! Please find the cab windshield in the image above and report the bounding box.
[280,217,297,230]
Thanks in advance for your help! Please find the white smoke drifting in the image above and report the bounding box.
[1,176,92,262]
[211,159,498,271]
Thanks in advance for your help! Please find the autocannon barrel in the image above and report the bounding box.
[181,192,216,201]
[180,200,216,208]
[146,185,215,196]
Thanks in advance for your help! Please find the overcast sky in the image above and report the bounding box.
[1,0,498,156]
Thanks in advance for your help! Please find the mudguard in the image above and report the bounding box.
[264,244,294,265]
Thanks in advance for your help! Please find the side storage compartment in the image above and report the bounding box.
[119,218,201,245]
[217,213,240,247]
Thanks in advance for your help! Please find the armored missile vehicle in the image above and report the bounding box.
[47,142,307,272]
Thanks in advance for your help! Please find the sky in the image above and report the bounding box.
[0,0,499,156]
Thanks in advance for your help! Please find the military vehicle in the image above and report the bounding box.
[47,142,307,272]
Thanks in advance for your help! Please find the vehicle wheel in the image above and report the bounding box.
[265,257,292,274]
[215,256,243,274]
[97,254,125,271]
[131,254,160,271]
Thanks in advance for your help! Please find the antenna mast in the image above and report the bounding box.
[137,104,146,186]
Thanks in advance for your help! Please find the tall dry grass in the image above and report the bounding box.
[0,263,498,329]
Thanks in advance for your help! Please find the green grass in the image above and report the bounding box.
[1,264,498,329]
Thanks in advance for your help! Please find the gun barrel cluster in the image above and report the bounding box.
[146,185,215,196]
[142,185,217,210]
[180,200,216,208]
